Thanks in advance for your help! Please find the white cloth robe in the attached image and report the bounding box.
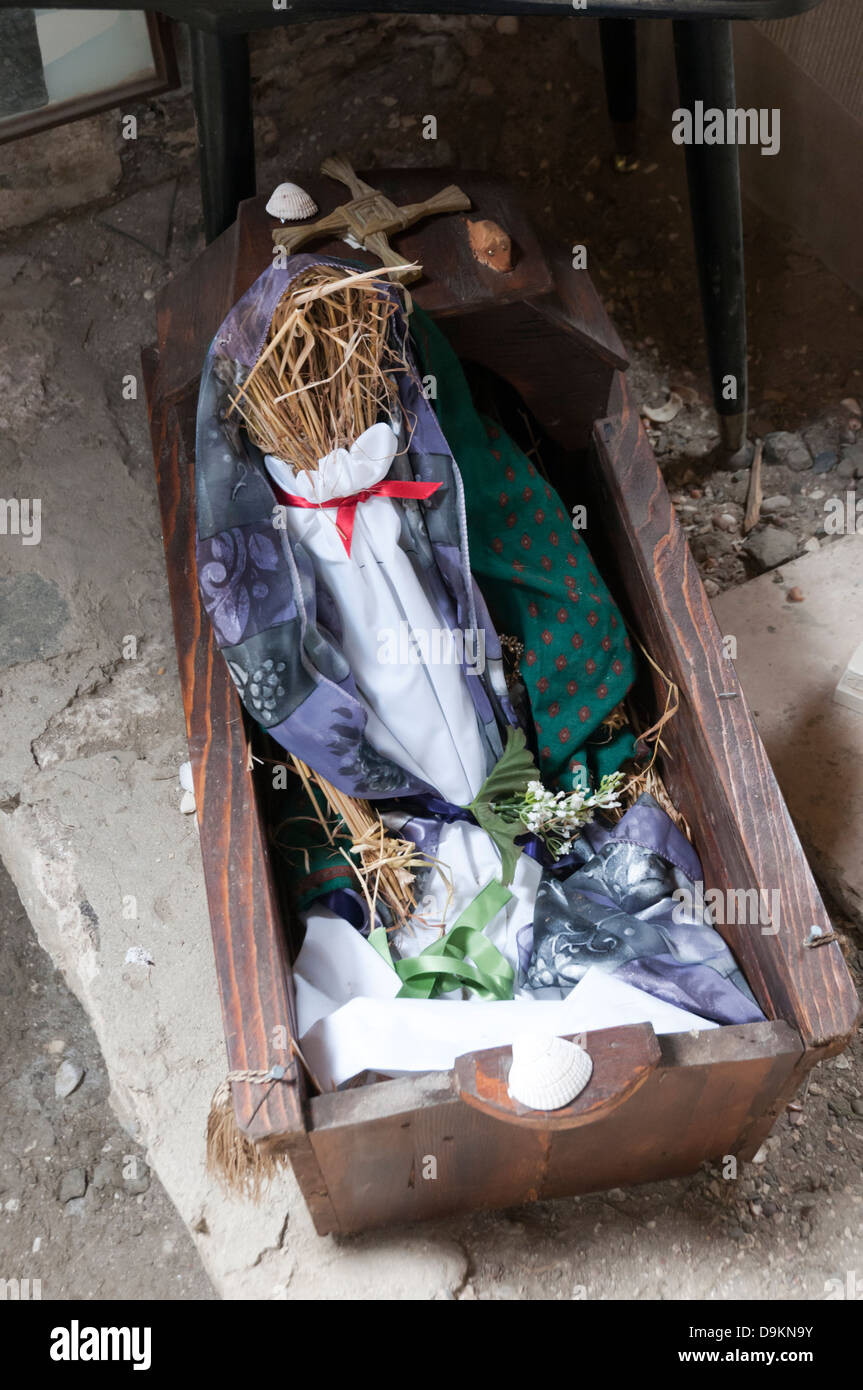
[268,424,584,1079]
[265,422,487,807]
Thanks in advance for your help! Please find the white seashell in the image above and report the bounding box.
[265,181,318,223]
[640,392,683,424]
[507,1032,593,1111]
[179,789,196,815]
[179,760,194,793]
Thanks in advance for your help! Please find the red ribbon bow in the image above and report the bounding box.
[273,478,442,556]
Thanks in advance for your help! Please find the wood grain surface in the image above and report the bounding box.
[307,1021,802,1232]
[588,373,860,1055]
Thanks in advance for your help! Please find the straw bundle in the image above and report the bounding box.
[288,756,448,930]
[206,1072,290,1198]
[608,758,692,839]
[228,264,412,471]
[599,639,692,839]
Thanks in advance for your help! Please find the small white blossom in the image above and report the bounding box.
[490,768,626,860]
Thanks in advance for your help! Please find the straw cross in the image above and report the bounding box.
[271,154,471,284]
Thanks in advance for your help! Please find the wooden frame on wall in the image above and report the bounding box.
[0,11,178,145]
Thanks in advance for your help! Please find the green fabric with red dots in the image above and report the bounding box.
[411,306,637,792]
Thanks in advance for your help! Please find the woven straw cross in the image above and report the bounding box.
[271,154,471,284]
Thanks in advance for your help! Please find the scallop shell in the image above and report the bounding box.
[507,1032,593,1111]
[640,392,683,424]
[265,181,318,223]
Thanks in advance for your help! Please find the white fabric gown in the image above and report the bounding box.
[293,910,717,1089]
[389,818,542,980]
[265,423,487,806]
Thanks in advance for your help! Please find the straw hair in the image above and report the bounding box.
[228,264,411,471]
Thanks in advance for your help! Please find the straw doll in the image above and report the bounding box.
[238,265,488,808]
[198,258,508,799]
[195,254,541,957]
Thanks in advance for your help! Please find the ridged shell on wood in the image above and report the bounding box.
[266,182,318,223]
[507,1032,593,1110]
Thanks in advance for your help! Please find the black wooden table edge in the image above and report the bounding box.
[3,1,825,27]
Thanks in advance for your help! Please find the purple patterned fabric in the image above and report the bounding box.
[580,797,703,886]
[526,795,764,1026]
[615,956,759,1026]
[198,527,295,648]
[267,678,433,800]
[194,254,517,801]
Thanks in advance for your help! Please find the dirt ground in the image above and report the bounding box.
[1,15,861,1299]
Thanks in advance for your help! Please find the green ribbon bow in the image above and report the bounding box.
[370,879,515,1000]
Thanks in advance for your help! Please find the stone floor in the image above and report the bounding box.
[1,16,861,1300]
[713,535,863,925]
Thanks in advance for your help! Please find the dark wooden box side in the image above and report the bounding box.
[586,373,860,1057]
[143,353,333,1161]
[306,1021,802,1233]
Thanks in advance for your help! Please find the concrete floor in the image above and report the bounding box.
[1,16,861,1299]
[0,860,215,1300]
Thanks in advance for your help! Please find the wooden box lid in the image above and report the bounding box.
[154,168,628,405]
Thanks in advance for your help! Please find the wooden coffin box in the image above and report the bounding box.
[144,172,859,1236]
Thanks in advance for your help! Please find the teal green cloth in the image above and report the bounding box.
[411,307,636,791]
[269,774,357,911]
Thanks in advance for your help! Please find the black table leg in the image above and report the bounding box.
[189,27,256,243]
[673,19,747,454]
[600,17,638,168]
